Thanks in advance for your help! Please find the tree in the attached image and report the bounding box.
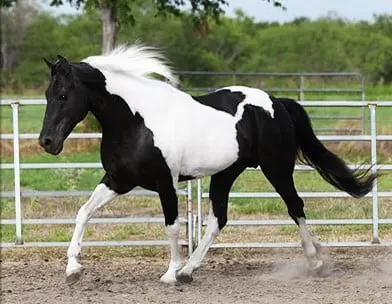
[0,0,16,7]
[1,0,39,72]
[4,6,392,93]
[46,0,283,54]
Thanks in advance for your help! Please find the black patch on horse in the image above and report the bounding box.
[192,89,246,116]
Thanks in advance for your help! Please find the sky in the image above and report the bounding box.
[43,0,392,23]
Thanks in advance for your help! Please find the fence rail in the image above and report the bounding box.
[0,99,391,250]
[194,101,391,247]
[177,71,366,134]
[0,69,368,135]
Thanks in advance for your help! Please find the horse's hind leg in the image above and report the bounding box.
[176,162,246,283]
[259,158,323,271]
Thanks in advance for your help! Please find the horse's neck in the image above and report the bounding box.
[88,73,186,134]
[89,92,136,135]
[105,74,184,115]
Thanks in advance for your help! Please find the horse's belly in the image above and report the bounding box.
[150,101,241,178]
[178,127,239,178]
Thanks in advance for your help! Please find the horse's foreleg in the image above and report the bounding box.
[66,183,118,284]
[160,219,181,283]
[156,177,181,284]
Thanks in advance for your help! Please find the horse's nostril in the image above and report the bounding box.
[44,137,52,146]
[40,137,52,148]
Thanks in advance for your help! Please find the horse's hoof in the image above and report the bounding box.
[66,270,82,285]
[175,271,193,283]
[160,273,177,284]
[308,260,324,276]
[66,263,84,285]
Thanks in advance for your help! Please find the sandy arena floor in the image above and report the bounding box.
[1,247,392,304]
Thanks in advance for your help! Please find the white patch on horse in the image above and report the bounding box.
[298,217,323,270]
[160,219,181,283]
[83,46,273,179]
[221,86,275,118]
[66,183,117,278]
[177,207,219,278]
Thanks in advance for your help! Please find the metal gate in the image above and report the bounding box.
[1,99,391,250]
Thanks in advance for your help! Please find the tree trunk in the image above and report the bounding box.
[1,9,8,71]
[100,4,118,54]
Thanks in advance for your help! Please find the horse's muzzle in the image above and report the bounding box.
[39,136,63,155]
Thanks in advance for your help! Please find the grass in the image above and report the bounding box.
[1,152,391,244]
[1,91,392,246]
[1,154,391,192]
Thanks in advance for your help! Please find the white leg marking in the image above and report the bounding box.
[160,219,181,283]
[298,217,323,270]
[177,206,219,281]
[66,183,117,282]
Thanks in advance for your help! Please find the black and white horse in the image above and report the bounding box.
[39,45,375,284]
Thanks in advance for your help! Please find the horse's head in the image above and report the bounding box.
[39,56,90,155]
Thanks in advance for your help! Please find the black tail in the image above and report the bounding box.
[278,97,376,198]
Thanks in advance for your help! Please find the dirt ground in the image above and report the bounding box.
[1,247,392,304]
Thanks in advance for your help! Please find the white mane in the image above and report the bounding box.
[82,44,179,87]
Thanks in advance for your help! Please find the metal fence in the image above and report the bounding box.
[178,71,367,134]
[0,99,194,252]
[0,99,392,250]
[177,71,365,100]
[196,101,392,248]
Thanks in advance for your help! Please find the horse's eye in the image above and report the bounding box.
[59,94,66,101]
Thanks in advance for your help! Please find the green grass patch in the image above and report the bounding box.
[0,225,16,243]
[230,199,286,215]
[0,168,104,191]
[0,105,45,133]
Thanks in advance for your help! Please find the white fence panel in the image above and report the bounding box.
[0,99,391,250]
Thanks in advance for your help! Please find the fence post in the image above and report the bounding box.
[197,179,203,244]
[299,74,305,101]
[369,103,380,244]
[361,76,366,134]
[187,181,194,255]
[11,102,23,245]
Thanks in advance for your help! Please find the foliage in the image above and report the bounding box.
[0,0,16,7]
[1,3,392,92]
[46,0,283,52]
[47,0,283,24]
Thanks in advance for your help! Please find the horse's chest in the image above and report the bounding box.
[100,136,169,182]
[101,150,135,178]
[100,140,140,176]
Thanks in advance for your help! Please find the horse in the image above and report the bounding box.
[39,44,376,285]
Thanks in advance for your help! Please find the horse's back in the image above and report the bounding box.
[169,86,281,176]
[192,86,274,118]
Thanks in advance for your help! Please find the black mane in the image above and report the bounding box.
[71,62,106,86]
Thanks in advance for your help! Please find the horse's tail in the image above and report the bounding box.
[278,97,376,198]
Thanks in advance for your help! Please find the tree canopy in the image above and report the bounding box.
[1,2,392,93]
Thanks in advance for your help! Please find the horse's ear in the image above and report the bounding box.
[56,55,71,74]
[57,55,68,62]
[43,57,52,69]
